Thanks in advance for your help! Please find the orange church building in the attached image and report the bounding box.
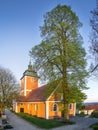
[13,62,76,119]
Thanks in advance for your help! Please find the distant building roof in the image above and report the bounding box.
[85,104,98,110]
[84,102,98,105]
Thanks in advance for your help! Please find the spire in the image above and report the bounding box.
[28,58,33,71]
[21,60,39,78]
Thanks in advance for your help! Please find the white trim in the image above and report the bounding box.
[18,102,24,104]
[25,89,32,92]
[35,104,38,111]
[47,101,60,103]
[46,101,49,119]
[73,103,76,116]
[21,89,32,95]
[18,101,60,103]
[24,76,27,96]
[15,102,18,112]
[28,104,30,110]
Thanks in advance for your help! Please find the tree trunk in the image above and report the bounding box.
[1,102,5,114]
[64,103,69,120]
[62,79,70,120]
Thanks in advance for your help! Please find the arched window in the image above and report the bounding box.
[69,104,72,110]
[52,103,58,112]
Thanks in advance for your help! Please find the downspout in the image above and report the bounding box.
[15,102,18,113]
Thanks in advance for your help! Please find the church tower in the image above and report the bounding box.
[20,61,39,96]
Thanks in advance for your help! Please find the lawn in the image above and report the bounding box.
[90,110,98,130]
[91,122,98,130]
[16,113,75,129]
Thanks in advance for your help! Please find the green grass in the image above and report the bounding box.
[90,123,98,130]
[16,113,75,129]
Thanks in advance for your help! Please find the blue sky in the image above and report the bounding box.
[0,0,97,102]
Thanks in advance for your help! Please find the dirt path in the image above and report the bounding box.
[5,110,98,130]
[5,110,41,130]
[52,117,98,130]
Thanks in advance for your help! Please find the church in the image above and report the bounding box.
[13,62,76,119]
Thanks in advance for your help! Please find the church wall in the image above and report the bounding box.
[26,76,38,90]
[16,102,46,119]
[48,102,61,119]
[20,76,39,96]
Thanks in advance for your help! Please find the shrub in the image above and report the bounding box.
[16,113,75,129]
[3,125,13,129]
[92,125,98,130]
[77,112,86,117]
[91,110,98,118]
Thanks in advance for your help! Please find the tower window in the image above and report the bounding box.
[32,78,35,82]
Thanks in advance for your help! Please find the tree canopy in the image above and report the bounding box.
[30,5,88,119]
[89,1,98,73]
[0,66,20,114]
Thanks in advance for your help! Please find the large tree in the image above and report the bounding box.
[0,66,20,114]
[89,1,98,73]
[30,5,88,120]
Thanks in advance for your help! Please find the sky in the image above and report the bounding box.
[0,0,97,102]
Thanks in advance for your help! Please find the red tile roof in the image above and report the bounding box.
[17,82,62,102]
[85,105,98,110]
[26,85,46,102]
[17,85,46,102]
[16,95,27,102]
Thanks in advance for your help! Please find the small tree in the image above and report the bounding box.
[0,66,20,114]
[30,5,88,120]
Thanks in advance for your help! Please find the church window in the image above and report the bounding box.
[52,103,58,112]
[69,104,72,110]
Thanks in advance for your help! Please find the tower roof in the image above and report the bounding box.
[21,61,39,79]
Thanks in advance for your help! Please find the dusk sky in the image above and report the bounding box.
[0,0,97,102]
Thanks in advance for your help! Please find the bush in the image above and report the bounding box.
[77,112,86,117]
[92,125,98,130]
[91,110,98,118]
[3,125,13,129]
[16,113,75,129]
